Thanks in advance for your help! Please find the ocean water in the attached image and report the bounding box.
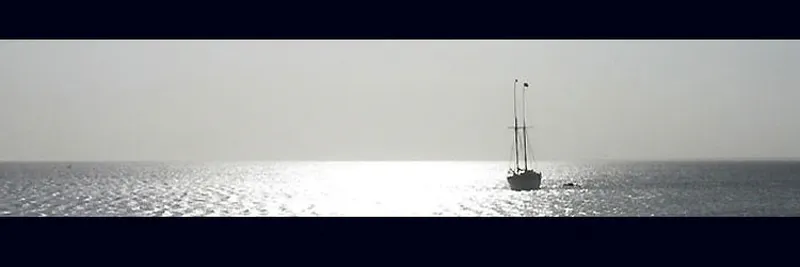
[1,161,799,217]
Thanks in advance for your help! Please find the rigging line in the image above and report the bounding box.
[509,138,516,171]
[512,79,520,170]
[528,126,536,169]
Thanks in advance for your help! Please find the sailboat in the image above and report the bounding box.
[507,79,542,191]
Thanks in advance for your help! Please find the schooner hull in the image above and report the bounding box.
[507,170,542,191]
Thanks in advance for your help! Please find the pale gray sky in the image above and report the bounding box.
[1,40,799,161]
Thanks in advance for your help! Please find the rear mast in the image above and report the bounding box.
[522,82,529,171]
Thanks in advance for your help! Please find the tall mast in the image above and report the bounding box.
[522,82,529,170]
[512,79,520,170]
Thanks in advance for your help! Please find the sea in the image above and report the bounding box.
[1,161,799,217]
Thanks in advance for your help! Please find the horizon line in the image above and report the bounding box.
[3,158,800,163]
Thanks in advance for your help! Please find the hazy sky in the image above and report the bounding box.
[1,40,799,161]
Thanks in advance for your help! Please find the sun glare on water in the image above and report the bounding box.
[0,161,605,217]
[248,161,516,216]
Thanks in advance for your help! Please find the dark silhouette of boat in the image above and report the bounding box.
[506,79,542,191]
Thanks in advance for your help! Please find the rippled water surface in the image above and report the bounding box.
[1,161,799,216]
